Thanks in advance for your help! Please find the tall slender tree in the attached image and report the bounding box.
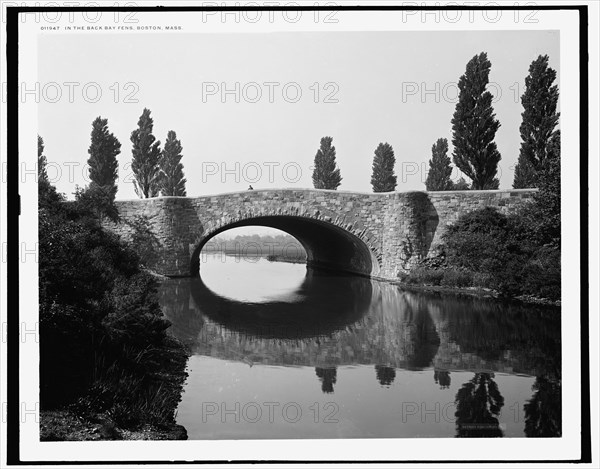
[37,135,63,210]
[451,52,502,190]
[38,135,48,183]
[513,156,537,189]
[370,142,397,192]
[425,138,453,191]
[312,136,342,190]
[78,117,122,220]
[88,116,121,188]
[513,55,560,188]
[131,108,162,198]
[531,130,561,246]
[158,130,187,196]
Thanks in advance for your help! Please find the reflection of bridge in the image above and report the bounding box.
[111,188,535,279]
[160,277,560,377]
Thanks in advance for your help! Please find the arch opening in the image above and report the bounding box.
[197,226,307,303]
[201,226,307,264]
[190,215,379,278]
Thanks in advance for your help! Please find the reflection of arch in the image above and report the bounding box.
[188,269,373,339]
[189,215,381,278]
[160,279,560,374]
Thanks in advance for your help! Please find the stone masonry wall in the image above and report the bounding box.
[107,188,536,280]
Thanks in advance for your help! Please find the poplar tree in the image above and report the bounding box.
[159,130,187,196]
[38,135,48,183]
[513,55,560,188]
[312,136,342,190]
[513,157,537,189]
[425,138,453,191]
[131,108,162,198]
[370,142,397,192]
[532,130,561,246]
[451,52,502,190]
[88,116,121,189]
[79,117,122,220]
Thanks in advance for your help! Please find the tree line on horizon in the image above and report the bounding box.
[311,53,560,193]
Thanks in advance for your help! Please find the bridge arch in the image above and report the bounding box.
[190,213,382,278]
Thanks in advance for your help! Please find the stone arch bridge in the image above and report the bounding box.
[109,188,535,280]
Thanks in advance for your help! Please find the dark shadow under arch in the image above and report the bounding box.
[189,269,373,339]
[190,215,379,278]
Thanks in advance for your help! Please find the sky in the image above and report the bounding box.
[37,30,559,201]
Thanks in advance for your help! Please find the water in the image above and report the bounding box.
[159,253,561,439]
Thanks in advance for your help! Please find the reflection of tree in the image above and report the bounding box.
[434,370,451,389]
[315,367,337,394]
[455,373,504,437]
[375,365,396,386]
[524,377,561,437]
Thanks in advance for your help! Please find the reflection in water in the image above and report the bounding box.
[524,377,562,437]
[434,370,451,389]
[159,254,561,439]
[189,267,373,340]
[200,253,307,303]
[375,365,396,387]
[315,367,337,394]
[455,373,505,438]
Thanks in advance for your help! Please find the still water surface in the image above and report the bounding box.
[159,253,561,439]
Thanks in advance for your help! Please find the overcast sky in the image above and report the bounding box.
[38,30,559,201]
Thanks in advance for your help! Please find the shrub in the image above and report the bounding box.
[106,272,171,348]
[126,215,161,268]
[403,267,444,286]
[39,178,187,429]
[443,207,512,271]
[440,205,560,300]
[441,268,474,288]
[521,246,561,300]
[472,272,493,289]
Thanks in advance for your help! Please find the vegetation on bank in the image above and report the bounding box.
[400,149,561,303]
[39,161,189,440]
[266,254,307,264]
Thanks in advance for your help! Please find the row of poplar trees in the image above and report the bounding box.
[425,53,559,191]
[311,136,397,192]
[129,108,187,198]
[40,108,188,214]
[311,53,559,192]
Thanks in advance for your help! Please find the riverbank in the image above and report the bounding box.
[266,254,307,264]
[41,410,187,441]
[40,336,190,441]
[393,276,561,307]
